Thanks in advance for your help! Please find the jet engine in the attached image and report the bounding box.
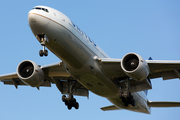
[121,53,150,81]
[17,60,45,87]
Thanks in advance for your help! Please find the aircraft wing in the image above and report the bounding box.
[0,62,89,97]
[99,58,180,80]
[146,60,180,80]
[98,58,180,92]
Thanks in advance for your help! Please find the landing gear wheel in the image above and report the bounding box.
[39,50,44,57]
[67,104,72,110]
[124,101,129,107]
[121,97,128,107]
[72,98,76,103]
[44,50,48,56]
[120,92,135,107]
[39,50,48,57]
[61,95,79,110]
[131,99,135,106]
[75,102,79,109]
[65,101,69,106]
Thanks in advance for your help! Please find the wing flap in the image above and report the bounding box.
[161,70,178,80]
[148,101,180,107]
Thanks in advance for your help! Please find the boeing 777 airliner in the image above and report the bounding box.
[0,6,180,114]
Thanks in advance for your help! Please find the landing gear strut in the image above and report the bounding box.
[120,78,135,107]
[36,34,49,57]
[62,95,79,110]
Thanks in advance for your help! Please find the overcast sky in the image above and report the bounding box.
[0,0,180,120]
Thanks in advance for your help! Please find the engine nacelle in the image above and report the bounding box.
[17,60,45,87]
[121,53,150,81]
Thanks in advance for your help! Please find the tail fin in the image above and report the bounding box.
[148,101,180,107]
[144,90,148,95]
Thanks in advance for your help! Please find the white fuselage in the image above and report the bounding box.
[28,6,150,114]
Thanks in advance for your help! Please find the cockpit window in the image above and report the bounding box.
[33,7,49,13]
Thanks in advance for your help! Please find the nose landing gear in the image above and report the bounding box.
[39,46,48,57]
[36,34,49,57]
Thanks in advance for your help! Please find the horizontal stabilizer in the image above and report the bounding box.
[148,101,180,107]
[101,105,121,111]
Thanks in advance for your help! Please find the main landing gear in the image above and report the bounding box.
[62,95,79,110]
[120,92,135,107]
[54,79,80,110]
[36,34,49,57]
[120,78,135,107]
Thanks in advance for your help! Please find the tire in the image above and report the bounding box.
[65,101,69,106]
[44,50,48,56]
[121,97,126,103]
[124,102,128,107]
[75,102,79,109]
[68,104,72,110]
[72,98,76,104]
[39,50,44,57]
[131,99,135,106]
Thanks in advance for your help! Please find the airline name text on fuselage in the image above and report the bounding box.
[70,20,97,47]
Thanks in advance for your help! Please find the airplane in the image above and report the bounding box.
[0,5,180,114]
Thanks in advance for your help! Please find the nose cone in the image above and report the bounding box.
[28,9,49,34]
[28,10,37,25]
